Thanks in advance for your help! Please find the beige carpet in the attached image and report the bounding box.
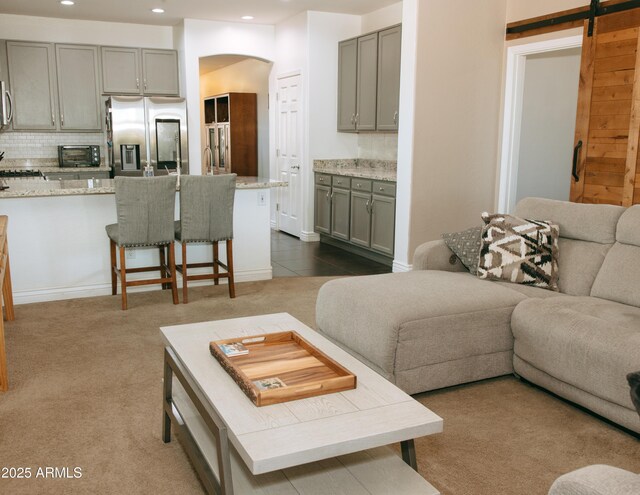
[0,277,638,495]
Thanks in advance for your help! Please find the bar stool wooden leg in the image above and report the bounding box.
[169,242,179,305]
[213,241,220,285]
[226,239,235,299]
[159,245,168,290]
[119,246,128,311]
[110,239,117,296]
[181,242,188,304]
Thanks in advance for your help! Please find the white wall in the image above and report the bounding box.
[361,2,403,33]
[180,19,275,177]
[515,48,581,204]
[395,0,508,267]
[506,0,586,22]
[200,58,272,177]
[0,13,173,48]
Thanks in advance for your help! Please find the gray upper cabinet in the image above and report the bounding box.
[101,47,179,95]
[337,39,358,131]
[356,33,378,131]
[337,25,401,133]
[376,26,402,131]
[56,44,102,131]
[142,49,179,95]
[101,47,141,94]
[7,41,57,130]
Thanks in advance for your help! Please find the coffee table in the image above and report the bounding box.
[161,313,443,494]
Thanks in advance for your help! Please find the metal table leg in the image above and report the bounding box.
[401,439,417,471]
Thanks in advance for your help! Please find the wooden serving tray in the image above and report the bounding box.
[209,331,357,407]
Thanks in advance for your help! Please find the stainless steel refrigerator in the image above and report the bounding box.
[106,96,188,177]
[204,123,230,174]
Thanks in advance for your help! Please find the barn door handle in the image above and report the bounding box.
[572,140,582,182]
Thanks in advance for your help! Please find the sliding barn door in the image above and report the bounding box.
[572,12,640,206]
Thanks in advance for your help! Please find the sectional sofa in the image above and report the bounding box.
[315,198,640,434]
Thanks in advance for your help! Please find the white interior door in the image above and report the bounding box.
[276,73,302,237]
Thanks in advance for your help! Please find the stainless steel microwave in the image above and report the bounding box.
[58,145,101,167]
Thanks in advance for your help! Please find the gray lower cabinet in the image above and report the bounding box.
[350,191,372,247]
[6,41,57,130]
[331,186,350,241]
[56,44,102,131]
[370,194,396,255]
[45,171,109,180]
[316,173,396,258]
[315,184,331,234]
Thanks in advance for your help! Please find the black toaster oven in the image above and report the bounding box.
[58,145,101,167]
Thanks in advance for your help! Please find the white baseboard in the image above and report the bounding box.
[13,268,273,305]
[299,230,320,242]
[270,219,278,230]
[392,260,412,273]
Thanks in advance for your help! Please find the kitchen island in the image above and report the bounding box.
[0,176,287,304]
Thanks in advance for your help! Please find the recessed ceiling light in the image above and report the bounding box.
[60,0,75,5]
[241,15,254,20]
[151,8,165,14]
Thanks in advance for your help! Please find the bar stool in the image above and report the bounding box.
[106,176,179,310]
[175,174,236,303]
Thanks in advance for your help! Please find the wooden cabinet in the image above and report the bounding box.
[55,45,102,131]
[315,173,396,259]
[203,93,257,176]
[337,24,401,133]
[376,26,402,131]
[101,47,179,96]
[6,41,57,130]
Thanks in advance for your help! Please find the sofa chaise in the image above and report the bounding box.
[315,198,640,434]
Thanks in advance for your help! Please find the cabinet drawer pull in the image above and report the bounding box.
[61,114,64,127]
[326,191,330,200]
[379,186,384,191]
[365,199,370,214]
[319,177,325,182]
[356,183,361,187]
[51,112,55,125]
[136,77,140,89]
[393,111,398,125]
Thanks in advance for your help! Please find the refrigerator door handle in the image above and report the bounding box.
[5,90,13,124]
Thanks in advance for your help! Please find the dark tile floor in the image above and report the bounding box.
[271,230,392,277]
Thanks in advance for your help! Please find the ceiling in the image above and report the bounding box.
[199,55,268,75]
[0,0,400,26]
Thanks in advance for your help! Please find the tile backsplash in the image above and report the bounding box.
[357,133,398,161]
[0,131,105,160]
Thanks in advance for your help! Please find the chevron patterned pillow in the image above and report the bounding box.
[477,212,559,291]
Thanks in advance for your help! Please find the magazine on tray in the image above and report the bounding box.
[218,343,249,357]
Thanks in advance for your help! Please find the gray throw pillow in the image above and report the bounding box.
[442,226,482,275]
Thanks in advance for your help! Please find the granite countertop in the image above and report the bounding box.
[313,159,397,182]
[0,176,288,199]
